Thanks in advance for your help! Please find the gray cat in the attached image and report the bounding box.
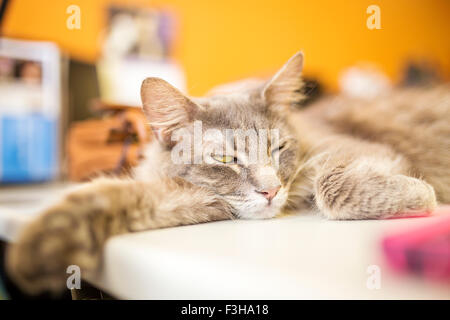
[6,52,450,294]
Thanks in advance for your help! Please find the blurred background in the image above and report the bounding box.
[4,0,450,93]
[0,0,449,183]
[0,0,449,301]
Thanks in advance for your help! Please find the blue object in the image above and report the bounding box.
[0,113,58,183]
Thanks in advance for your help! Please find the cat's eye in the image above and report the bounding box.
[271,143,286,156]
[212,155,235,164]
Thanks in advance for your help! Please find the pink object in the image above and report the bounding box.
[382,209,450,282]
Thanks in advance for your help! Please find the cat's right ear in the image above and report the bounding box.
[141,77,199,146]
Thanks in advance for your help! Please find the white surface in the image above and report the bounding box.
[1,183,449,299]
[93,212,450,299]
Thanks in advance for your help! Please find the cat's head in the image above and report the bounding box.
[140,52,304,219]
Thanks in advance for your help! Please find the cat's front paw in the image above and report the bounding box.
[6,206,101,294]
[7,222,72,294]
[315,169,437,220]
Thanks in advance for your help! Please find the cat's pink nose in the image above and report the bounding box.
[256,186,281,202]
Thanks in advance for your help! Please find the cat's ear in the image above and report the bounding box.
[141,77,199,146]
[262,51,304,110]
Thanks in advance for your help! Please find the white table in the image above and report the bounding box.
[1,183,449,299]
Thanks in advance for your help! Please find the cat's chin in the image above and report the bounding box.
[231,189,288,220]
[235,204,282,220]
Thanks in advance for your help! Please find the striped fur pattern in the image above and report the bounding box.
[6,51,450,294]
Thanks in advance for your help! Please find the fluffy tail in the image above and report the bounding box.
[6,177,232,294]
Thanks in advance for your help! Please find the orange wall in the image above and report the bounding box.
[3,0,450,95]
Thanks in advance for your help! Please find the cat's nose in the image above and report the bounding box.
[256,186,281,202]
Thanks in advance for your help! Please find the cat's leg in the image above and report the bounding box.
[313,147,437,220]
[6,177,232,295]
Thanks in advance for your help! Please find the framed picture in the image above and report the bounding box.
[97,5,185,106]
[0,38,62,183]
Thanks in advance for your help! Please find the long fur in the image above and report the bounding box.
[6,52,449,294]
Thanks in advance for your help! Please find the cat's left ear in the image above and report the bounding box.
[262,51,304,110]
